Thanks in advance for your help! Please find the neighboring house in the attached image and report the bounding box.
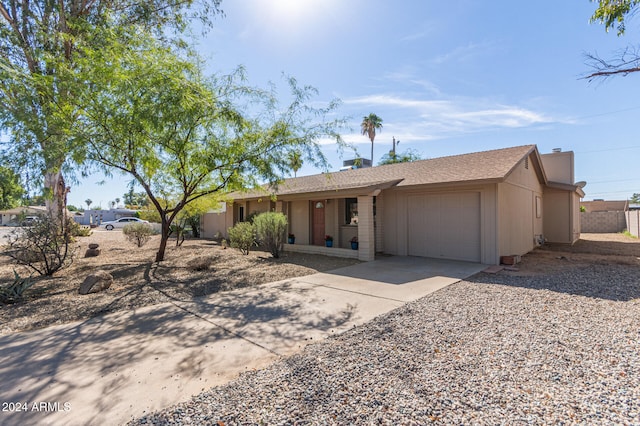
[580,200,629,233]
[0,206,47,226]
[201,145,584,265]
[74,208,138,226]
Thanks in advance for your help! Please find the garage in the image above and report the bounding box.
[407,192,481,262]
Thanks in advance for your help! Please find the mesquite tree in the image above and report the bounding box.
[74,29,345,262]
[0,1,223,225]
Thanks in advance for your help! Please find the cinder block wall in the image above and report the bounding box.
[580,211,626,233]
[627,210,640,237]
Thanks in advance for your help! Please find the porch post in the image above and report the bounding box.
[357,195,375,261]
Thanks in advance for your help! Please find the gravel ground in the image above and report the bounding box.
[133,261,640,425]
[0,230,360,335]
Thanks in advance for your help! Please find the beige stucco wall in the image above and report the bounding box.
[247,199,272,217]
[543,189,580,244]
[498,156,544,257]
[289,200,310,245]
[200,204,234,239]
[540,151,574,184]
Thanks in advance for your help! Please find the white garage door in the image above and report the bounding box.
[407,192,481,262]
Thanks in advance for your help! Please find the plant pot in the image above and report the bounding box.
[288,237,295,244]
[351,241,358,250]
[325,240,333,247]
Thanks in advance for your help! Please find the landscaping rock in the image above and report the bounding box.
[88,243,100,250]
[84,248,101,258]
[79,271,113,295]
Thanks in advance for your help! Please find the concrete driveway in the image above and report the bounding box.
[0,256,485,426]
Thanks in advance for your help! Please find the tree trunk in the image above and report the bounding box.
[155,218,171,262]
[44,170,69,230]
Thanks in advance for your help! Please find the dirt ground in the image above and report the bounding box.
[0,229,360,335]
[504,232,640,276]
[0,231,638,335]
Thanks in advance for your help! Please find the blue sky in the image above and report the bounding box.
[67,0,640,208]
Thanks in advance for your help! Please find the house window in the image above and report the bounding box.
[239,206,245,222]
[345,198,358,225]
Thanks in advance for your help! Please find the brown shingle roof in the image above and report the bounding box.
[234,145,540,199]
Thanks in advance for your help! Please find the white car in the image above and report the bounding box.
[101,217,149,230]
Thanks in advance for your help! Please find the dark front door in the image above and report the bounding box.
[312,201,325,246]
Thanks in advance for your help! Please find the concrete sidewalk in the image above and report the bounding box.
[0,257,485,426]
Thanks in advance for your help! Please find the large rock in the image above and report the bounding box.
[84,248,101,258]
[79,271,113,295]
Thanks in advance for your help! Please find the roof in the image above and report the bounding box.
[234,145,542,200]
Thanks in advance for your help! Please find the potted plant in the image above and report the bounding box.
[350,236,358,250]
[288,233,295,244]
[324,235,333,247]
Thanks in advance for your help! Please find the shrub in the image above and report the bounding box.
[4,216,76,276]
[186,255,217,272]
[123,223,154,247]
[228,222,255,255]
[0,270,35,304]
[253,212,288,258]
[68,220,93,237]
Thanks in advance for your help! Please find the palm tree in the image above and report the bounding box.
[85,198,92,209]
[115,197,121,208]
[288,151,303,177]
[361,113,383,165]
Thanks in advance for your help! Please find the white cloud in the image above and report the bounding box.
[342,93,557,142]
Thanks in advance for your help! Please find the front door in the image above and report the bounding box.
[312,201,325,246]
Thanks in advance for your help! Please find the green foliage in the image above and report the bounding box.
[0,270,35,304]
[228,222,255,255]
[580,205,587,212]
[361,113,383,162]
[0,1,223,225]
[378,149,423,165]
[123,223,155,248]
[630,193,640,204]
[288,151,304,177]
[0,167,25,210]
[622,230,638,238]
[590,0,640,35]
[68,220,93,237]
[123,191,150,208]
[71,27,345,262]
[245,211,261,224]
[4,217,76,276]
[253,212,288,258]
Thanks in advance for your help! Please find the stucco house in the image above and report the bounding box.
[0,205,47,226]
[73,208,138,226]
[201,145,583,265]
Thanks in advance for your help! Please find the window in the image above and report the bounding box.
[345,198,358,225]
[239,206,245,222]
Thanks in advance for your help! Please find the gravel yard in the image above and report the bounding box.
[134,234,640,425]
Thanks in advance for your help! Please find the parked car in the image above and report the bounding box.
[101,217,149,230]
[21,216,40,226]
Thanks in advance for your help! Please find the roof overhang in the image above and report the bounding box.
[230,179,404,202]
[546,181,585,197]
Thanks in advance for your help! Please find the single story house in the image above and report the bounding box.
[73,208,138,226]
[0,205,47,226]
[201,145,584,264]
